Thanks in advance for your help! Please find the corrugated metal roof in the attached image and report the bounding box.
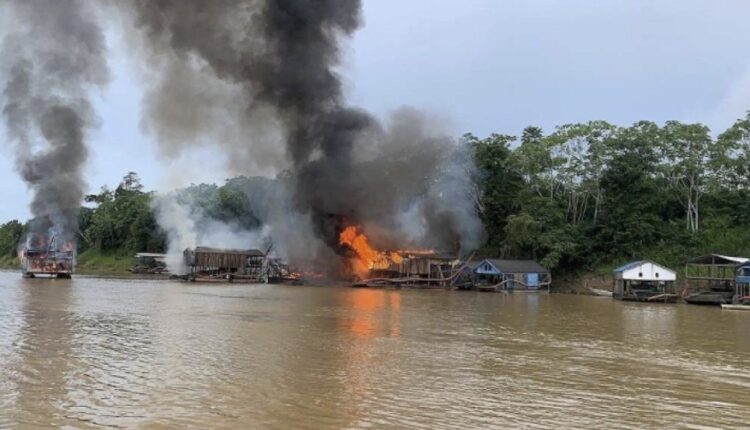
[483,259,549,274]
[399,252,456,260]
[614,260,646,272]
[688,254,750,265]
[193,246,264,257]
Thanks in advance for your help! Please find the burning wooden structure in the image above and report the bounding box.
[353,251,463,288]
[267,257,303,284]
[20,233,75,278]
[612,260,677,303]
[130,253,167,274]
[339,226,466,288]
[183,246,266,282]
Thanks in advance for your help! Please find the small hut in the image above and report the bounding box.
[613,260,677,303]
[183,247,266,282]
[473,259,551,292]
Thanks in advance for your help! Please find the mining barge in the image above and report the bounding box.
[20,234,75,279]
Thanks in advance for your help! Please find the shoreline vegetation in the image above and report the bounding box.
[3,115,750,289]
[0,249,132,275]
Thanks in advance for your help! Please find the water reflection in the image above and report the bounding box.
[8,278,76,427]
[621,303,677,346]
[340,289,401,339]
[0,273,748,428]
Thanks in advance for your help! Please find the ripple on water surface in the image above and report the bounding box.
[0,273,748,428]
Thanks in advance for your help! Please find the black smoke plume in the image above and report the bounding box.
[125,0,482,263]
[1,0,109,248]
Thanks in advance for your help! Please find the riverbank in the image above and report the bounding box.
[0,249,133,276]
[0,253,667,295]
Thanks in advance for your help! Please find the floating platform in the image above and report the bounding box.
[620,292,679,303]
[721,304,750,311]
[684,291,733,306]
[22,272,72,279]
[183,274,266,284]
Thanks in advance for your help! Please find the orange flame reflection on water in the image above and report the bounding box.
[343,289,401,338]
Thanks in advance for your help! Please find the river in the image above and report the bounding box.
[0,271,748,429]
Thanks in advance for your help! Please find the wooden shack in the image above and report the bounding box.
[684,254,749,305]
[473,259,551,292]
[396,252,459,288]
[183,247,266,282]
[613,260,677,303]
[354,251,462,288]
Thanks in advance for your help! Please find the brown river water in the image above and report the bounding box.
[0,271,749,429]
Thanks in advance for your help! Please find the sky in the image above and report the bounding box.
[2,0,750,222]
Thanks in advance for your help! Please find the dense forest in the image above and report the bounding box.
[2,113,750,275]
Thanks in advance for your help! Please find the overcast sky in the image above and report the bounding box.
[2,0,750,222]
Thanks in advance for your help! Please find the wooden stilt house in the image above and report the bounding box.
[613,260,677,303]
[472,259,551,292]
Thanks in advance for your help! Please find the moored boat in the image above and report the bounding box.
[684,290,733,306]
[621,291,679,303]
[587,287,613,297]
[721,304,750,311]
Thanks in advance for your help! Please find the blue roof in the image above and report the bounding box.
[613,260,646,273]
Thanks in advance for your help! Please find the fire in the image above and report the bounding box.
[390,252,403,264]
[339,226,386,278]
[338,225,437,279]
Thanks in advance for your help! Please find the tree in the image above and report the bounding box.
[660,121,712,232]
[715,112,750,191]
[84,172,164,252]
[595,123,663,258]
[544,121,617,224]
[468,133,523,248]
[119,171,144,193]
[0,220,25,259]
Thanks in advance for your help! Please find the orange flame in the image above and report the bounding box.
[339,225,437,279]
[339,226,384,278]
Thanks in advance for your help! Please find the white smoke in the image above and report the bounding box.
[151,193,272,274]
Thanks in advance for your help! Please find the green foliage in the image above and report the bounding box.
[176,181,261,230]
[76,248,133,272]
[7,112,750,277]
[0,220,24,259]
[83,173,165,253]
[472,114,750,274]
[467,132,523,247]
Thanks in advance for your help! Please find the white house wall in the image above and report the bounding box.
[619,262,676,281]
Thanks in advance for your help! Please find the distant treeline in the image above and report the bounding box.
[0,173,274,262]
[471,113,750,272]
[2,113,750,274]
